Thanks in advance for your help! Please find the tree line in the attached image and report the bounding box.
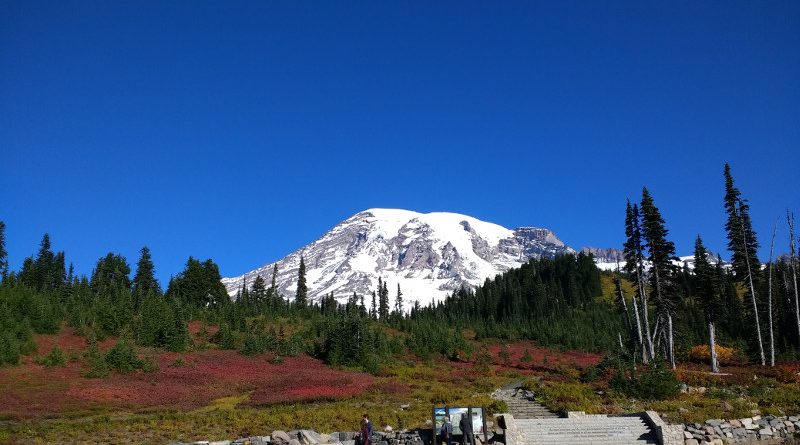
[0,162,797,372]
[617,163,799,371]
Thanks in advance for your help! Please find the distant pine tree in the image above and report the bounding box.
[91,253,132,299]
[251,274,267,304]
[0,221,7,279]
[723,163,765,365]
[378,277,389,320]
[724,163,761,278]
[622,201,651,362]
[693,236,721,372]
[295,256,307,307]
[166,257,228,307]
[132,246,161,306]
[640,187,679,368]
[396,283,403,314]
[269,264,278,297]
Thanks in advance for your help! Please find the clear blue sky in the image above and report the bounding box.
[2,1,798,285]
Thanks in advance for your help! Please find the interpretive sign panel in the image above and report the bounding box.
[432,406,487,445]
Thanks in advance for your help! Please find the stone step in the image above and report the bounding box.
[516,415,656,445]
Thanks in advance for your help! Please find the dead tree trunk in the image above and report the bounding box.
[667,313,676,369]
[637,257,654,362]
[739,201,765,366]
[653,265,675,368]
[615,260,631,328]
[630,284,647,364]
[768,223,777,367]
[789,212,800,344]
[708,320,719,373]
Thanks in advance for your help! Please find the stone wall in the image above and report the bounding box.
[679,415,799,444]
[495,413,523,445]
[643,411,685,445]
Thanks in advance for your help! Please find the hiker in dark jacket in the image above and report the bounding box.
[459,414,474,445]
[440,416,453,445]
[360,413,372,445]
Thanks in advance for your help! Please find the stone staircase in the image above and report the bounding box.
[492,387,559,419]
[493,385,658,445]
[516,416,658,445]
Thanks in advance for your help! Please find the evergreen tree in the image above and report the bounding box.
[724,163,761,278]
[22,233,64,291]
[640,187,679,368]
[132,246,161,303]
[371,290,377,319]
[269,264,278,297]
[0,221,7,279]
[693,236,721,372]
[251,274,267,304]
[166,257,228,307]
[623,201,653,362]
[91,253,132,298]
[723,163,765,365]
[34,233,55,291]
[378,277,389,320]
[396,283,403,314]
[295,256,307,307]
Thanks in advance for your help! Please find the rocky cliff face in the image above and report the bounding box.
[222,209,574,306]
[581,247,624,264]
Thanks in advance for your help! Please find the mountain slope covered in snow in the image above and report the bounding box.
[222,209,574,306]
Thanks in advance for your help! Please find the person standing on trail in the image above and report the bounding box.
[440,416,453,445]
[360,413,373,445]
[459,413,474,445]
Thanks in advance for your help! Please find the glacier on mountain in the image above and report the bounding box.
[221,209,574,307]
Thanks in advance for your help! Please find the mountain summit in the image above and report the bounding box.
[222,209,574,306]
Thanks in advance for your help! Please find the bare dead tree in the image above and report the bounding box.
[621,254,647,365]
[789,211,800,343]
[738,200,765,366]
[768,223,777,367]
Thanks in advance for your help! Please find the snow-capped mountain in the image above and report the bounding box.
[222,209,575,306]
[591,250,726,272]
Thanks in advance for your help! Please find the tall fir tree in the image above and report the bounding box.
[724,163,761,278]
[132,246,161,306]
[251,274,267,304]
[165,257,228,307]
[269,264,278,298]
[693,236,721,372]
[25,233,60,291]
[622,200,651,362]
[378,277,389,320]
[640,187,679,368]
[396,283,403,314]
[0,221,7,279]
[91,253,132,298]
[295,256,307,307]
[723,163,765,365]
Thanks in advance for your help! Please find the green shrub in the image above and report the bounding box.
[35,345,67,367]
[487,399,508,415]
[140,355,159,373]
[0,333,20,366]
[104,339,143,373]
[611,363,680,400]
[82,341,110,378]
[213,322,236,350]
